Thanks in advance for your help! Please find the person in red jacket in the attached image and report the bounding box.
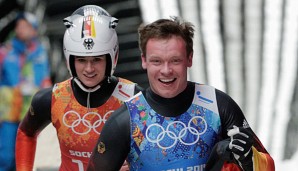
[15,5,142,171]
[87,17,275,171]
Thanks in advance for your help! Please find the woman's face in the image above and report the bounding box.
[74,55,107,88]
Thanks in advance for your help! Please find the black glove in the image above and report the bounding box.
[205,139,234,171]
[227,125,253,169]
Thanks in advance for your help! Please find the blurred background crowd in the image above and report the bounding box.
[0,0,297,170]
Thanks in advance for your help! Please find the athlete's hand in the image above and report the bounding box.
[227,125,253,163]
[205,139,233,170]
[120,160,129,171]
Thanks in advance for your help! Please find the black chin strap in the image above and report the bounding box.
[73,77,102,93]
[71,76,118,108]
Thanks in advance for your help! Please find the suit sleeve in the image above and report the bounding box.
[215,89,275,171]
[134,84,144,94]
[87,105,131,171]
[15,88,52,171]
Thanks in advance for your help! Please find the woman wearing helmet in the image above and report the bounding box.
[15,5,142,171]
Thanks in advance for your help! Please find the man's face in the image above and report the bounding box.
[141,36,193,98]
[15,19,37,42]
[75,55,107,88]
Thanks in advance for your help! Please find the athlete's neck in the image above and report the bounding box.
[145,82,195,117]
[71,76,118,107]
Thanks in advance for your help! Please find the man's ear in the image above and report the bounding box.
[141,53,147,69]
[188,52,193,67]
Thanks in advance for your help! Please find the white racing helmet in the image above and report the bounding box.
[63,5,119,78]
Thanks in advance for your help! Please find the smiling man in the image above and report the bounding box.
[142,36,191,99]
[87,17,275,171]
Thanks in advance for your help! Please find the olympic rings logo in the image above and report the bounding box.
[145,116,207,150]
[62,110,113,135]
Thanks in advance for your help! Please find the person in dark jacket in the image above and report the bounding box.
[15,5,142,171]
[87,17,275,171]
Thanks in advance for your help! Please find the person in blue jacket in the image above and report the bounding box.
[0,11,52,171]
